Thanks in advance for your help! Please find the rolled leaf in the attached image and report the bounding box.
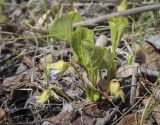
[108,16,128,54]
[71,27,94,66]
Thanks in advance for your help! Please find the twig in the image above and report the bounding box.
[81,0,93,15]
[73,4,160,27]
[73,2,115,7]
[122,38,134,55]
[71,0,119,3]
[0,22,48,34]
[130,66,138,105]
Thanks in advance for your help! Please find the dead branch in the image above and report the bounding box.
[73,4,160,27]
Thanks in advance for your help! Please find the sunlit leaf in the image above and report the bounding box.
[50,17,72,42]
[0,0,4,11]
[71,27,100,101]
[89,47,106,70]
[100,49,117,80]
[38,89,53,104]
[67,11,82,23]
[50,11,82,42]
[92,91,100,102]
[117,17,128,40]
[71,27,94,66]
[0,15,6,23]
[71,26,120,101]
[108,16,128,54]
[117,0,127,12]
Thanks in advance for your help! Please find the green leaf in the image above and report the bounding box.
[38,89,53,104]
[71,27,118,101]
[92,91,100,102]
[117,17,128,40]
[71,26,117,82]
[0,15,6,23]
[128,53,134,65]
[108,59,117,80]
[40,0,47,6]
[50,11,82,42]
[67,11,82,23]
[71,27,100,101]
[0,0,4,11]
[50,17,72,42]
[71,27,99,86]
[89,47,117,80]
[89,47,106,70]
[71,27,94,66]
[108,17,118,53]
[108,16,128,54]
[117,0,127,12]
[101,49,117,80]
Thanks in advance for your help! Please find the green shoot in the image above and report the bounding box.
[49,12,128,102]
[108,16,128,55]
[117,0,127,12]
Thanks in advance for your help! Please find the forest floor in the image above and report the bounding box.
[0,0,160,125]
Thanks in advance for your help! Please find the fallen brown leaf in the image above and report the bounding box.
[22,55,33,68]
[144,42,160,70]
[135,42,160,70]
[1,69,40,99]
[116,64,139,78]
[117,114,142,125]
[48,111,76,125]
[0,108,5,121]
